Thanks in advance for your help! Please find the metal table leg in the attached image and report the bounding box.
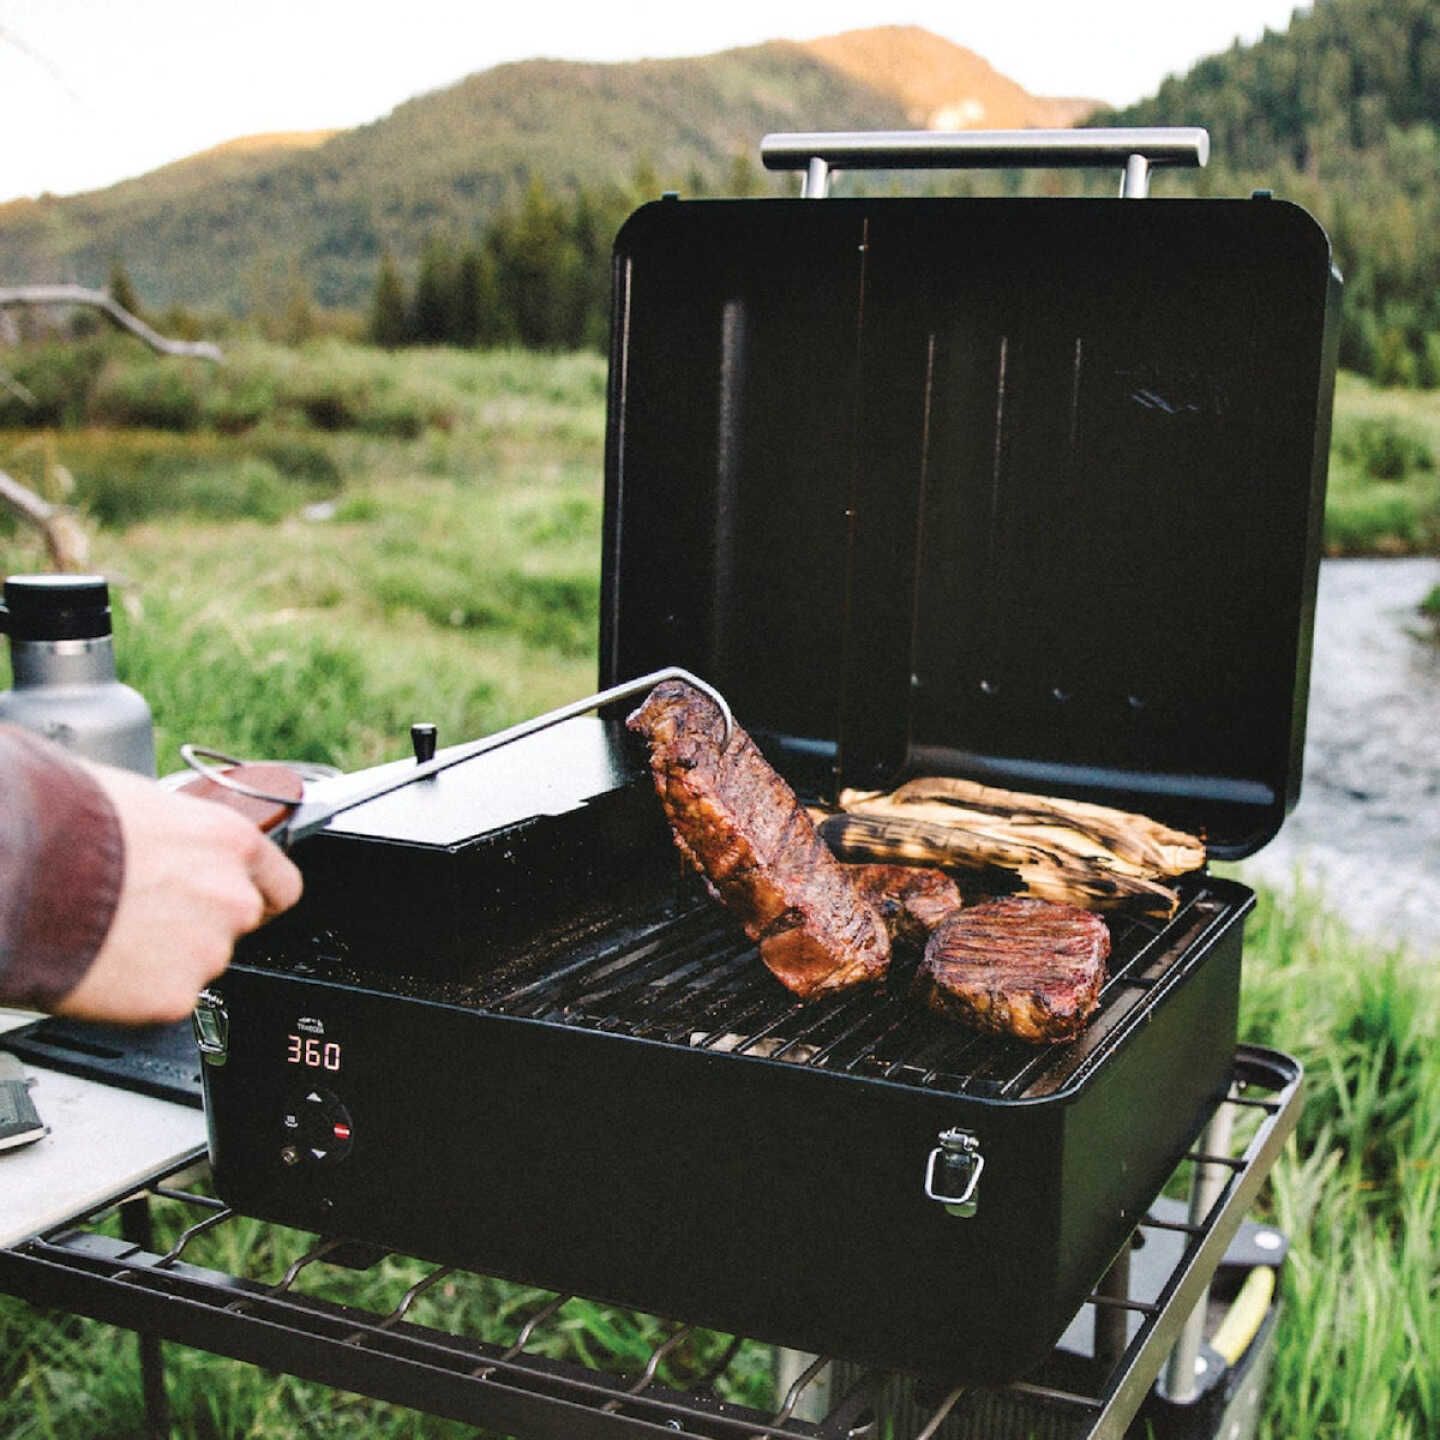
[119,1197,170,1438]
[1162,1096,1237,1403]
[1093,1242,1134,1372]
[773,1348,833,1424]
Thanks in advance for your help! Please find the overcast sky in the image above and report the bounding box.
[0,1,1308,203]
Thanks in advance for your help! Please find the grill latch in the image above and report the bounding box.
[193,988,230,1066]
[924,1128,984,1218]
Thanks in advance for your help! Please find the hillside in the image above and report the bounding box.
[1101,0,1431,178]
[9,0,1436,385]
[802,26,1096,131]
[0,28,1087,314]
[138,131,341,197]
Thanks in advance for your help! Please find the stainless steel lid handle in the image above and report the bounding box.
[761,127,1210,199]
[803,156,830,199]
[1122,152,1151,199]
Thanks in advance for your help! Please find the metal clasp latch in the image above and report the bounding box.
[192,988,229,1066]
[924,1128,984,1218]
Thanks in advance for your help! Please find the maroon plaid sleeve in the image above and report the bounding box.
[0,726,123,1010]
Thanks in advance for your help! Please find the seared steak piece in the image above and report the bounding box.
[915,897,1109,1044]
[845,864,962,947]
[627,680,890,999]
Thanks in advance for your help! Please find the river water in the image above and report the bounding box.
[1239,557,1440,959]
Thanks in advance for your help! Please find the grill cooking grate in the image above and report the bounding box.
[465,881,1235,1100]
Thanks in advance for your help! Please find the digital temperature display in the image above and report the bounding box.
[287,1035,341,1072]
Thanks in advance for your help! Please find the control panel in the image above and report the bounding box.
[281,1085,353,1168]
[197,987,358,1173]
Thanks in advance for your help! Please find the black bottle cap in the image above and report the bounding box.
[0,574,113,642]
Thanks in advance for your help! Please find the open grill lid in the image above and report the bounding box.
[600,131,1341,859]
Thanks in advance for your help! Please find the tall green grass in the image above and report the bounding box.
[0,1225,772,1439]
[1236,883,1440,1440]
[0,338,606,447]
[2,345,1437,1436]
[1325,374,1440,553]
[3,339,1438,556]
[90,469,603,774]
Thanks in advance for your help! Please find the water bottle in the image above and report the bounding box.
[0,574,156,776]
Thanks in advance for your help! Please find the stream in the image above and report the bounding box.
[1239,557,1440,959]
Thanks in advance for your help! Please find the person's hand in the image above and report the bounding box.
[54,763,303,1024]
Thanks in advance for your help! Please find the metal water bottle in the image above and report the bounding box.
[0,574,155,775]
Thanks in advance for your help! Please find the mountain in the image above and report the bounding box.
[0,28,1093,313]
[803,26,1096,131]
[130,131,341,201]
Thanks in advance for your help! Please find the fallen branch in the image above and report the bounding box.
[0,466,89,570]
[0,283,223,363]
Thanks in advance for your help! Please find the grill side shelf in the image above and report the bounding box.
[0,1046,1301,1440]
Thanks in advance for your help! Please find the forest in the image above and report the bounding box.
[1104,0,1440,384]
[356,0,1440,384]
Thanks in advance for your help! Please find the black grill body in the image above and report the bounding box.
[205,718,1249,1381]
[203,173,1339,1382]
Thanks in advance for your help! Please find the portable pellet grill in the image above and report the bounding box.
[0,129,1336,1439]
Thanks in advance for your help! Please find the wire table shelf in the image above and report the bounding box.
[0,1045,1300,1440]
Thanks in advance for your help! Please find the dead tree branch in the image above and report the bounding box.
[0,283,223,362]
[0,467,89,570]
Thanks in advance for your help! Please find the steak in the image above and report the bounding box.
[627,680,890,999]
[845,863,962,947]
[915,897,1110,1044]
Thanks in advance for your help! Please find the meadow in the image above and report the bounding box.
[1,338,1437,1438]
[1326,372,1440,554]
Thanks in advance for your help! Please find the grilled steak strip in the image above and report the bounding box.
[627,680,890,1000]
[915,896,1110,1044]
[844,863,962,948]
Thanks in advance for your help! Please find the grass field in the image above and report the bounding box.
[1326,373,1440,554]
[2,340,1438,1437]
[2,344,611,770]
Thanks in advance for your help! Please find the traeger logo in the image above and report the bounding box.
[296,1017,326,1035]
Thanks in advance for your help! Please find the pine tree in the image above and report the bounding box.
[411,234,457,345]
[725,153,765,198]
[628,158,662,208]
[473,239,512,347]
[369,249,409,348]
[489,179,583,349]
[568,187,608,349]
[280,263,317,347]
[453,247,484,347]
[107,257,142,318]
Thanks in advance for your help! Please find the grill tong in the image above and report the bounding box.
[176,666,732,845]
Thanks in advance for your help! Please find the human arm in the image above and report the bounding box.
[0,726,301,1023]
